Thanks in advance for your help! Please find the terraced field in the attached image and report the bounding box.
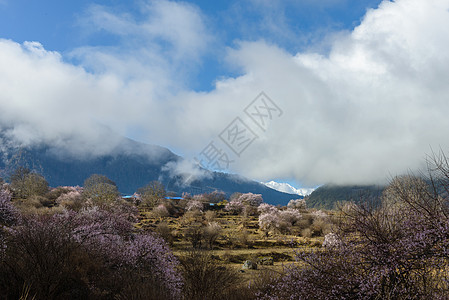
[137,208,326,284]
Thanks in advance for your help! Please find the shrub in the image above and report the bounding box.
[35,195,55,207]
[310,217,329,237]
[182,209,203,225]
[311,209,328,218]
[225,193,263,215]
[237,229,252,248]
[203,190,226,204]
[0,187,19,226]
[258,212,280,237]
[155,222,173,245]
[115,234,183,299]
[46,186,70,201]
[83,174,120,205]
[300,228,312,238]
[185,222,204,249]
[161,199,179,215]
[260,153,449,299]
[225,200,245,214]
[278,208,302,225]
[138,181,166,208]
[258,207,301,235]
[204,210,216,222]
[238,193,263,207]
[0,205,182,299]
[0,214,90,299]
[322,232,341,248]
[56,190,84,211]
[257,203,277,215]
[287,198,306,210]
[250,269,281,299]
[10,167,49,199]
[152,204,170,218]
[203,222,222,249]
[186,199,204,212]
[297,214,313,230]
[180,250,239,300]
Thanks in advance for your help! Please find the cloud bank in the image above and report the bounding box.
[1,0,449,186]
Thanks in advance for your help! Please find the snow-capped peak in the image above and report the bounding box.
[263,181,315,197]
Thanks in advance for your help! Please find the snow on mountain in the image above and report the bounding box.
[263,181,315,197]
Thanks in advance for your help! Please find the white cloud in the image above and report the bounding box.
[0,39,135,156]
[162,159,212,186]
[74,0,214,87]
[1,0,449,187]
[223,0,449,185]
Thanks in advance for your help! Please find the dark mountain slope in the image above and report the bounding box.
[306,184,384,209]
[0,136,299,205]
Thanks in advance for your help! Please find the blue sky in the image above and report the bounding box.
[1,0,449,188]
[0,0,382,91]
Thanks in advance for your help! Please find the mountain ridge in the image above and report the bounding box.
[263,181,315,196]
[306,184,384,209]
[0,135,300,205]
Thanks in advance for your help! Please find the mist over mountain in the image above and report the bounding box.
[0,133,299,205]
